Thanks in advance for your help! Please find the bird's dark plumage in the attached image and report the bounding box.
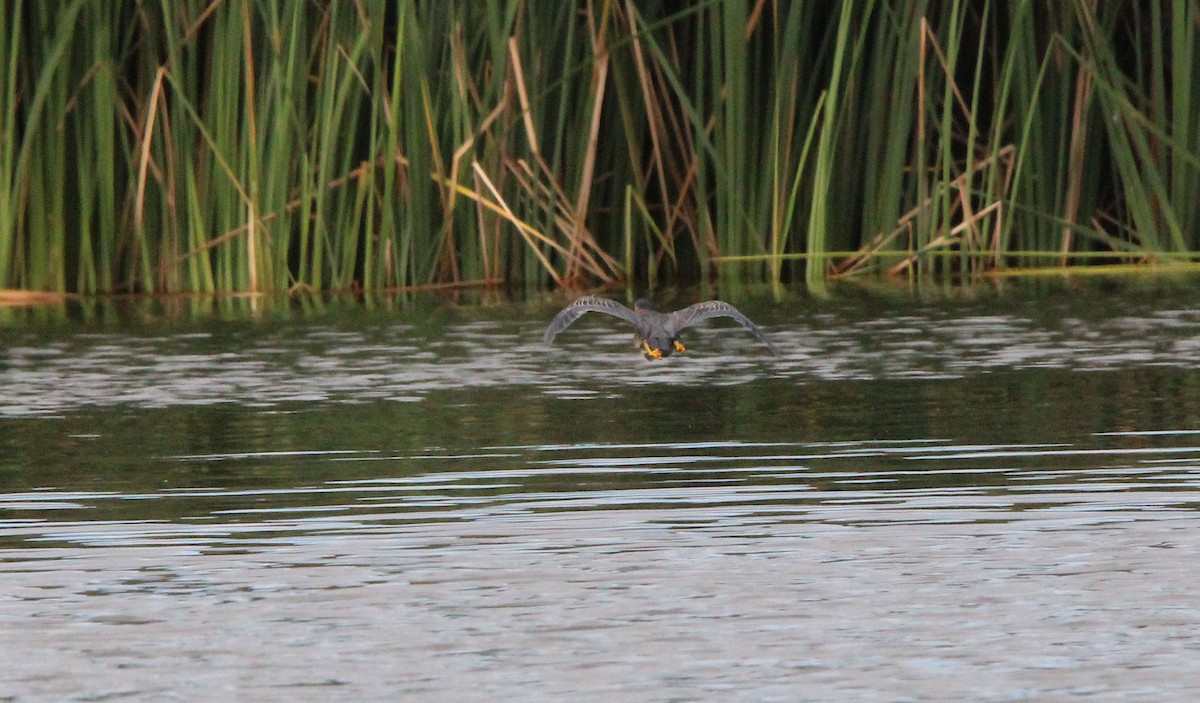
[543,296,777,360]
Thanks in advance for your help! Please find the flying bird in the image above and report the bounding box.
[543,296,778,360]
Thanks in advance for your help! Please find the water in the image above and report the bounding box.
[4,283,1200,701]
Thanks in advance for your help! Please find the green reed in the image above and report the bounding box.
[2,1,1200,295]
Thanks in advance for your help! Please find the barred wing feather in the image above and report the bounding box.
[543,296,639,343]
[666,301,778,354]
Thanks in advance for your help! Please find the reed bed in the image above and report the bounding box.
[2,0,1199,295]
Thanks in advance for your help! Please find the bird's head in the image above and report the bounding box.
[633,299,655,312]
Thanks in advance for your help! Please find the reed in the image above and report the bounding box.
[1,1,1199,295]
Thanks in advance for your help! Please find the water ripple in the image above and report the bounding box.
[4,432,1200,552]
[5,299,1200,415]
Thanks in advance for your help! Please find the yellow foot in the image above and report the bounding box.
[673,340,686,353]
[641,341,663,360]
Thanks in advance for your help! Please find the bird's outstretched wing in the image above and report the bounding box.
[543,296,639,343]
[666,300,778,354]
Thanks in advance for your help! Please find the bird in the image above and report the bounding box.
[543,296,778,360]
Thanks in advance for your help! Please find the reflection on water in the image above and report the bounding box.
[4,284,1200,701]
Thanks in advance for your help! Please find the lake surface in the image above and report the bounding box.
[4,281,1200,701]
